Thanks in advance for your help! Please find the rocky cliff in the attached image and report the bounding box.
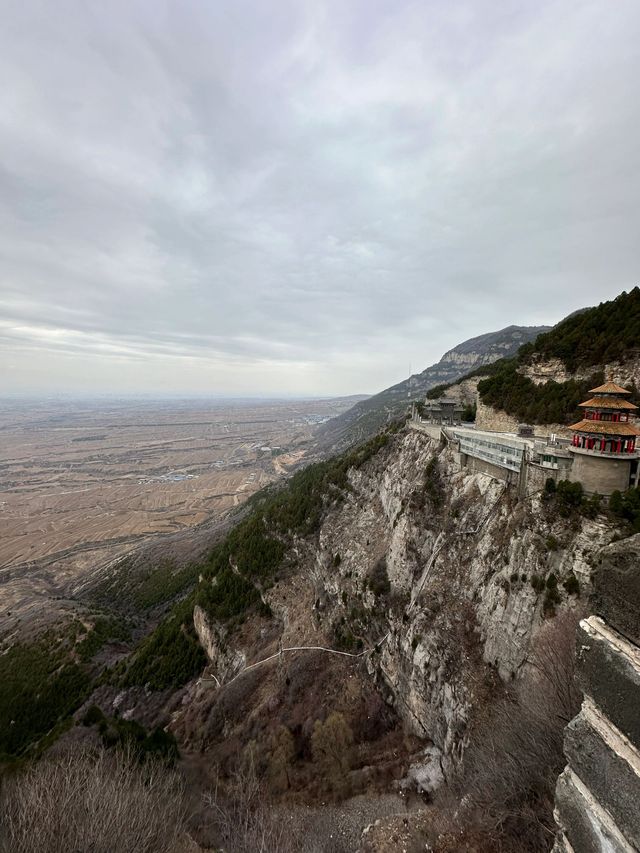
[190,427,619,788]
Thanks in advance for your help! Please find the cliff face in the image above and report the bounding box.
[472,355,640,434]
[305,431,616,774]
[192,428,619,789]
[521,355,640,389]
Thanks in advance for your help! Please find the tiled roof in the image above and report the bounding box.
[568,419,640,436]
[588,381,632,395]
[579,396,638,410]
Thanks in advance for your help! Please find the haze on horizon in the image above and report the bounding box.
[1,0,639,399]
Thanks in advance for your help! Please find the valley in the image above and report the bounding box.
[0,395,361,632]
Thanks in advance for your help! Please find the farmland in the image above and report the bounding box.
[0,395,359,633]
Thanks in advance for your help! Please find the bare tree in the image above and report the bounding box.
[204,754,294,853]
[267,725,295,793]
[311,712,353,797]
[0,747,190,853]
[525,608,584,724]
[432,610,584,852]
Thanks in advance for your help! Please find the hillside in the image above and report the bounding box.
[3,412,640,849]
[418,289,640,429]
[315,324,549,453]
[478,289,640,427]
[517,286,640,372]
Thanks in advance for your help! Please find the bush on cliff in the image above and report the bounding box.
[0,748,188,853]
[477,363,602,425]
[609,486,640,532]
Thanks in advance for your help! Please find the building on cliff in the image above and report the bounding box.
[567,380,640,495]
[422,397,463,425]
[412,381,640,497]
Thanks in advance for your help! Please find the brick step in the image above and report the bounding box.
[554,768,635,853]
[564,697,640,845]
[576,616,640,750]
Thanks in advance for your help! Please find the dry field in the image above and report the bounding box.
[0,396,359,632]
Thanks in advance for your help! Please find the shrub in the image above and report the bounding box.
[563,573,580,596]
[311,712,354,797]
[0,748,187,853]
[608,486,640,532]
[461,403,477,423]
[423,458,444,509]
[82,704,105,727]
[581,492,602,519]
[530,575,546,594]
[368,557,391,597]
[543,585,562,617]
[555,480,584,516]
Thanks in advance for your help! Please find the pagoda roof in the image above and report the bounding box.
[579,396,638,410]
[588,380,632,395]
[568,419,640,436]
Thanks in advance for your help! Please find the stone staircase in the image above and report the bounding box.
[553,543,640,852]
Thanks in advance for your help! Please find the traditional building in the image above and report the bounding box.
[423,397,463,425]
[567,380,640,494]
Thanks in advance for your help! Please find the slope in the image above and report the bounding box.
[315,324,549,452]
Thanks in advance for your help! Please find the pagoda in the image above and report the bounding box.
[568,380,640,455]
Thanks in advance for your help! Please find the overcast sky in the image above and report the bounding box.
[1,0,639,397]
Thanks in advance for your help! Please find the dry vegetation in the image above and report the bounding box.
[430,611,584,852]
[0,748,190,853]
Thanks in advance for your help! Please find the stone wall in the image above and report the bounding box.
[523,462,561,495]
[458,452,520,486]
[475,399,520,433]
[569,451,633,496]
[475,398,570,438]
[553,535,640,852]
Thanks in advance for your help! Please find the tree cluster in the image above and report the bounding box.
[478,363,603,425]
[517,287,640,372]
[609,486,640,532]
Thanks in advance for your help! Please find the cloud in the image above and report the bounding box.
[1,0,640,395]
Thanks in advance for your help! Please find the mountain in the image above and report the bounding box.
[315,324,550,452]
[455,288,640,429]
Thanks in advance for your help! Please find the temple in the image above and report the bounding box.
[567,381,640,494]
[413,380,640,497]
[568,380,639,455]
[421,397,463,425]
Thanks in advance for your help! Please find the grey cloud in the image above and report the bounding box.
[1,0,640,395]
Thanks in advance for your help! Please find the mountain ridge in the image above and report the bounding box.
[315,324,550,452]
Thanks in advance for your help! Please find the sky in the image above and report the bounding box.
[1,0,640,398]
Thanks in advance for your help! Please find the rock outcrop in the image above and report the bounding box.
[296,429,618,779]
